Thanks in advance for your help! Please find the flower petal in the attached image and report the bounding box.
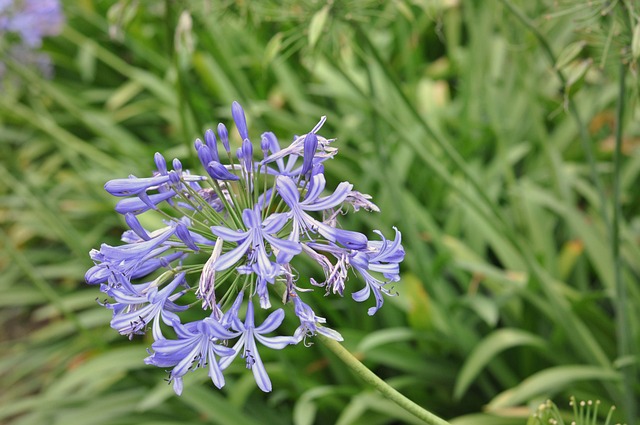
[255,308,285,334]
[115,191,176,214]
[302,181,353,211]
[232,101,249,140]
[104,175,170,197]
[254,334,297,349]
[275,175,301,207]
[301,133,317,175]
[261,212,289,234]
[263,233,301,260]
[212,238,252,271]
[317,224,368,250]
[246,336,272,392]
[210,226,248,242]
[207,161,240,181]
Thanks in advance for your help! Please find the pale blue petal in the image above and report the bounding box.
[254,334,296,349]
[302,181,353,211]
[207,346,227,389]
[255,308,285,334]
[104,175,170,197]
[219,333,246,370]
[210,226,248,242]
[242,208,261,229]
[303,174,326,203]
[115,191,176,214]
[263,234,301,259]
[212,238,252,271]
[172,377,184,395]
[317,224,367,250]
[276,176,301,207]
[203,317,237,340]
[246,336,272,392]
[352,285,371,302]
[317,326,344,341]
[262,212,289,234]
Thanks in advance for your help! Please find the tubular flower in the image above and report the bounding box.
[87,102,404,394]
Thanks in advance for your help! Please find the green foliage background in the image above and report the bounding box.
[1,1,639,424]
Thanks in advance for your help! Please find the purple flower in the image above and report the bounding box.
[1,0,64,48]
[261,116,336,171]
[0,0,64,81]
[312,228,404,315]
[114,191,176,215]
[276,175,367,249]
[290,292,343,343]
[232,101,249,141]
[217,123,230,153]
[145,317,236,395]
[219,298,296,392]
[301,133,318,175]
[196,238,224,310]
[105,175,174,197]
[107,272,189,340]
[210,206,301,279]
[345,191,380,212]
[87,101,404,394]
[206,161,239,181]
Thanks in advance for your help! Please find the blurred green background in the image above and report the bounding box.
[1,1,639,424]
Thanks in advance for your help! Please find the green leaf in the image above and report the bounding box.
[308,5,331,48]
[487,365,620,410]
[555,40,586,70]
[454,329,547,400]
[293,386,337,425]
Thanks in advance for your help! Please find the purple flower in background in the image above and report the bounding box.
[0,0,64,80]
[1,0,64,47]
[87,102,404,394]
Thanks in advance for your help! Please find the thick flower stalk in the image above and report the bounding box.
[87,102,404,394]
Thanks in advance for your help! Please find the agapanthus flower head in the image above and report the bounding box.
[87,102,404,394]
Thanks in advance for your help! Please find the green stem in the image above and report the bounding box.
[612,60,636,425]
[316,334,450,425]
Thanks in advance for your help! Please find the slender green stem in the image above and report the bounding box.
[612,60,636,425]
[316,334,450,425]
[272,281,448,424]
